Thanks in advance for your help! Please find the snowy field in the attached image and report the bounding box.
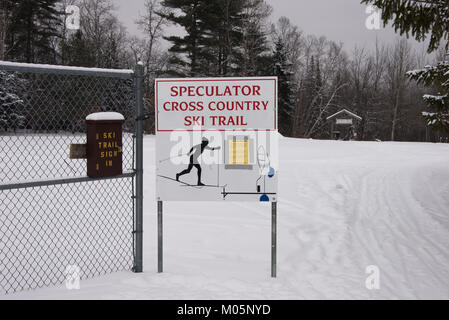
[3,135,449,300]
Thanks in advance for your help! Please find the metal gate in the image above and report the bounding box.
[0,61,144,295]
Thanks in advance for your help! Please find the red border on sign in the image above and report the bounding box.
[155,78,278,132]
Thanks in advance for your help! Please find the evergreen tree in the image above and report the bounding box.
[362,0,449,134]
[407,62,449,133]
[159,0,269,77]
[237,0,271,76]
[158,0,213,76]
[273,38,294,136]
[0,71,27,132]
[361,0,449,53]
[103,30,120,69]
[196,0,243,76]
[6,0,62,63]
[60,30,96,67]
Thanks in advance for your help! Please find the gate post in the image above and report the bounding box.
[134,62,144,273]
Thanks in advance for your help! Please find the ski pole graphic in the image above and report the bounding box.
[158,153,188,163]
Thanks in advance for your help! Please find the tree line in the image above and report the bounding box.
[0,0,447,141]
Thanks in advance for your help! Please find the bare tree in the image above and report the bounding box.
[135,0,169,69]
[293,35,348,138]
[272,17,304,82]
[56,0,78,64]
[364,40,388,140]
[386,38,414,141]
[305,83,348,138]
[128,36,147,65]
[78,0,117,66]
[349,46,373,138]
[372,39,387,92]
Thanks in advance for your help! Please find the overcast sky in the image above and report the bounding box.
[112,0,427,53]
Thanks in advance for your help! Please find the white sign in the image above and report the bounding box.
[155,77,278,202]
[336,118,353,125]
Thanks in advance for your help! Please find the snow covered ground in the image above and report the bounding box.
[3,136,449,299]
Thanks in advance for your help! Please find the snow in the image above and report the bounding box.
[406,66,430,76]
[0,61,134,76]
[406,70,420,76]
[86,112,125,121]
[423,94,447,99]
[326,109,362,121]
[3,136,449,300]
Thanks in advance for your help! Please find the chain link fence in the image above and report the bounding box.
[0,62,143,295]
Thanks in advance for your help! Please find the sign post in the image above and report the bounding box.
[272,201,277,278]
[158,200,163,273]
[155,77,278,277]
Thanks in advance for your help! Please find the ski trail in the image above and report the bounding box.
[6,137,449,300]
[346,163,449,299]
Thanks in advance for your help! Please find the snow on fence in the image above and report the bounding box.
[0,61,144,294]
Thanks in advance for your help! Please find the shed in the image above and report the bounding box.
[326,109,362,140]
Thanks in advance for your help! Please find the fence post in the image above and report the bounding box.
[134,62,144,273]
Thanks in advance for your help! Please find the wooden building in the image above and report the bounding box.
[326,109,362,140]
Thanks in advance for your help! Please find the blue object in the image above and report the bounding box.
[260,194,270,202]
[268,167,275,178]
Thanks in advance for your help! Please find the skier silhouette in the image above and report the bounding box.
[176,137,220,186]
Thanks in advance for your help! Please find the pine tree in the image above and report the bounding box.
[0,71,27,132]
[362,0,449,134]
[407,62,449,133]
[273,38,294,136]
[237,0,271,76]
[6,0,62,63]
[60,30,96,67]
[158,0,213,76]
[361,0,449,53]
[201,0,244,76]
[103,30,120,69]
[159,0,270,77]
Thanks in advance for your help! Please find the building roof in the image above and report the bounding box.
[326,109,362,121]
